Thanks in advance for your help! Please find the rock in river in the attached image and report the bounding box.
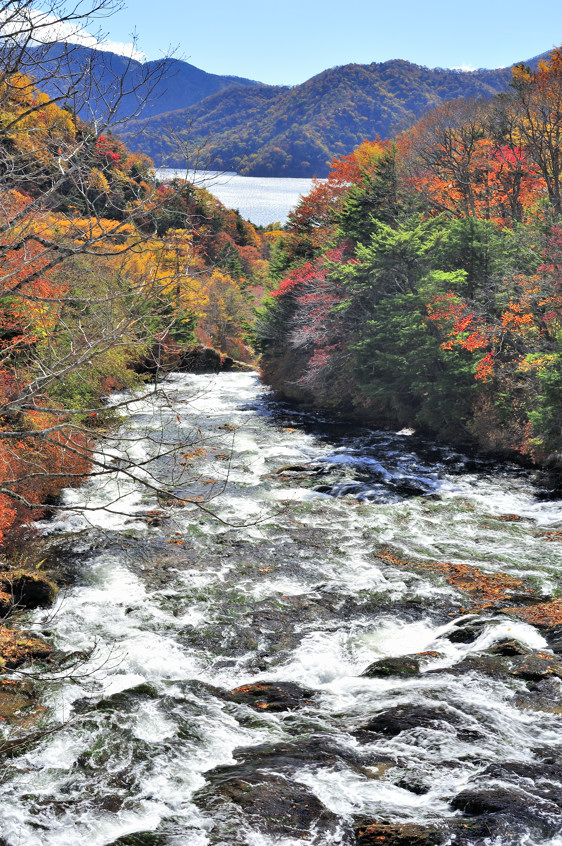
[227,680,316,711]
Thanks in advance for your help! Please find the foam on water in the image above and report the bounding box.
[1,372,562,845]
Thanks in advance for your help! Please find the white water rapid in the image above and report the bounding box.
[1,373,561,846]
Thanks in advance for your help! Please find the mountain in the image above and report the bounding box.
[116,54,549,178]
[22,44,260,123]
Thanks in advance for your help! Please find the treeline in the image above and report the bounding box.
[118,58,523,177]
[258,51,562,466]
[0,64,269,547]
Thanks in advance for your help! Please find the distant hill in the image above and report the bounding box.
[22,44,260,124]
[117,54,550,177]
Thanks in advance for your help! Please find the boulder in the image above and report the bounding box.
[227,680,315,711]
[354,704,484,743]
[510,652,562,681]
[361,655,420,678]
[106,835,167,846]
[195,771,339,838]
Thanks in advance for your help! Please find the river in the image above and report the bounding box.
[155,170,315,226]
[1,372,562,846]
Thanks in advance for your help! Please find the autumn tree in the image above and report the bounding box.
[507,49,562,218]
[0,1,228,539]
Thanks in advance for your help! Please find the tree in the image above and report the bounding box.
[508,49,562,218]
[0,1,226,541]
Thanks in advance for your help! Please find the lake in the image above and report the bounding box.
[156,168,314,226]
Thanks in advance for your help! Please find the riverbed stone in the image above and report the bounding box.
[449,654,510,678]
[510,652,562,680]
[513,676,562,712]
[275,463,326,475]
[73,682,159,714]
[482,760,562,803]
[227,681,316,711]
[445,621,489,644]
[545,626,562,654]
[361,655,420,678]
[222,736,366,777]
[194,771,340,839]
[449,783,562,841]
[353,704,486,745]
[355,822,443,845]
[487,638,530,656]
[360,650,442,678]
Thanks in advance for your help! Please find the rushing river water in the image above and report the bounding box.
[2,372,562,846]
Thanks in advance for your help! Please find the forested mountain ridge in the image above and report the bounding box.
[117,53,549,177]
[22,44,261,122]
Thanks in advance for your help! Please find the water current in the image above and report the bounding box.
[1,372,562,846]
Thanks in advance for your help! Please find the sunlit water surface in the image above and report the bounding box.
[156,169,315,226]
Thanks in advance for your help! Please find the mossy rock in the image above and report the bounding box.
[361,655,420,678]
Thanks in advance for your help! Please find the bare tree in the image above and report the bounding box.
[0,1,226,533]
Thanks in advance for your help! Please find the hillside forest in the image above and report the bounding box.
[258,50,562,472]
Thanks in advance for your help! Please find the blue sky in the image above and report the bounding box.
[98,0,562,85]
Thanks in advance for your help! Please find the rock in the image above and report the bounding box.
[510,652,562,681]
[135,341,254,375]
[354,704,483,742]
[451,654,509,678]
[513,677,562,712]
[179,345,227,373]
[276,463,325,475]
[450,784,562,836]
[448,780,562,844]
[355,822,443,845]
[395,776,431,795]
[445,621,488,644]
[227,681,315,711]
[229,359,258,372]
[545,626,562,654]
[487,638,530,656]
[195,771,339,838]
[0,571,57,609]
[73,682,158,713]
[0,629,51,670]
[481,761,562,804]
[219,737,365,778]
[361,655,420,678]
[451,788,525,816]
